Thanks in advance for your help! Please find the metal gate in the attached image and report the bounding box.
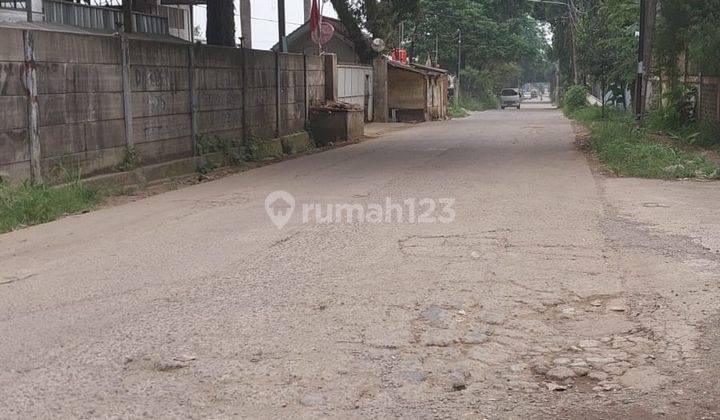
[338,64,373,122]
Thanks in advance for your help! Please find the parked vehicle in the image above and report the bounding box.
[500,88,522,109]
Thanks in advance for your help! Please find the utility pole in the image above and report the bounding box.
[527,0,579,84]
[278,0,287,52]
[240,0,252,48]
[634,0,646,120]
[640,0,657,119]
[457,28,461,104]
[304,0,312,22]
[122,0,133,33]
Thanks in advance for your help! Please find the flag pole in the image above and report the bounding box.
[318,0,323,55]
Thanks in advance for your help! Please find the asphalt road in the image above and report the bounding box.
[1,101,719,418]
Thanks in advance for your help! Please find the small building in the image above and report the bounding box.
[0,0,194,41]
[374,59,449,122]
[271,16,367,65]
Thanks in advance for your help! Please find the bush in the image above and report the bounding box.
[563,85,589,112]
[449,102,469,118]
[569,106,719,179]
[457,95,499,112]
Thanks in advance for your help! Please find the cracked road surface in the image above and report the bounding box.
[1,103,719,418]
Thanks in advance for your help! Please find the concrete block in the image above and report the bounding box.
[280,131,312,155]
[0,28,24,62]
[195,67,243,90]
[197,89,243,112]
[0,62,26,95]
[306,70,325,86]
[39,123,86,158]
[133,114,192,144]
[84,119,127,151]
[324,54,338,101]
[279,102,305,122]
[308,85,325,103]
[305,55,323,71]
[137,154,200,181]
[132,90,190,118]
[197,109,243,133]
[0,96,27,130]
[279,85,306,105]
[40,146,126,183]
[39,93,124,126]
[131,66,189,92]
[0,160,31,185]
[135,136,194,164]
[34,32,121,64]
[246,49,276,70]
[0,128,29,165]
[66,64,123,93]
[245,104,277,132]
[129,40,188,67]
[198,128,243,146]
[37,63,123,94]
[309,108,363,145]
[280,118,305,136]
[246,69,277,88]
[279,69,304,88]
[278,53,304,71]
[194,45,242,69]
[250,137,283,160]
[246,87,277,107]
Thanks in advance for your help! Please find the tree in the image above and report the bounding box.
[206,0,235,47]
[410,0,548,97]
[576,0,638,116]
[329,0,420,60]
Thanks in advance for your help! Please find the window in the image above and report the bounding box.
[0,1,27,9]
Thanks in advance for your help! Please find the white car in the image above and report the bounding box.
[501,88,522,109]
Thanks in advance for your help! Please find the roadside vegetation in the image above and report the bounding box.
[566,101,719,180]
[0,181,102,234]
[450,95,500,118]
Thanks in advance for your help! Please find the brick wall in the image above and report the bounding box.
[0,27,326,185]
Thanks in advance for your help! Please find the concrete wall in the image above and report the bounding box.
[0,27,326,184]
[387,67,426,110]
[0,28,29,182]
[289,35,360,65]
[698,77,720,126]
[36,30,126,181]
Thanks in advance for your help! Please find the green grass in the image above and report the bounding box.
[0,182,102,233]
[449,102,469,118]
[459,96,499,111]
[450,95,499,118]
[567,106,720,180]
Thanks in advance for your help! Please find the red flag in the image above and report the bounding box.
[310,0,320,33]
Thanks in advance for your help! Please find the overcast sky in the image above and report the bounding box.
[193,0,338,50]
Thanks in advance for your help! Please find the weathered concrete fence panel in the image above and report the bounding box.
[0,27,326,185]
[35,31,126,181]
[0,29,30,183]
[130,39,193,165]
